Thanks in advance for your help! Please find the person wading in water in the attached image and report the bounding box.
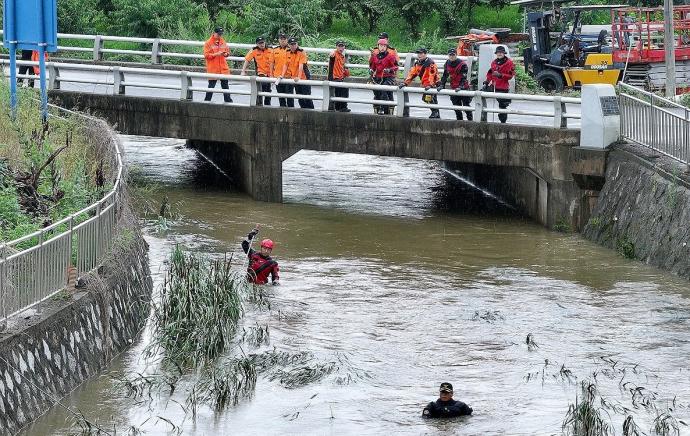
[242,225,280,285]
[422,382,473,418]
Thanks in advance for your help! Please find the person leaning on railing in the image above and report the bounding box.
[327,40,351,113]
[483,45,515,124]
[399,47,441,119]
[241,36,273,106]
[203,26,232,103]
[439,48,473,121]
[271,33,290,107]
[369,38,398,115]
[278,37,314,109]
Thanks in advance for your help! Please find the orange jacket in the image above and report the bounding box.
[404,58,440,87]
[245,47,273,76]
[272,45,289,78]
[282,49,308,80]
[204,35,230,75]
[31,51,48,74]
[328,50,349,80]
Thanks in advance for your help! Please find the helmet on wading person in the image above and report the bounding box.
[261,239,274,250]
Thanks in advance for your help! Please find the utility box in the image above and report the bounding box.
[478,44,515,93]
[580,84,620,149]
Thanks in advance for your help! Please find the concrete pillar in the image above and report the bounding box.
[186,140,283,202]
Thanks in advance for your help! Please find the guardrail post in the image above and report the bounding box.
[0,244,6,332]
[321,81,331,112]
[180,71,192,100]
[250,76,259,107]
[36,230,44,312]
[648,94,655,148]
[553,96,565,128]
[95,202,102,261]
[151,38,162,64]
[48,63,60,90]
[93,35,104,61]
[67,216,74,283]
[395,86,409,117]
[402,55,413,80]
[113,67,125,95]
[474,90,485,122]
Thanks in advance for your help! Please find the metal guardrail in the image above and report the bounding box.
[1,60,581,128]
[0,104,124,328]
[618,82,690,165]
[0,31,474,78]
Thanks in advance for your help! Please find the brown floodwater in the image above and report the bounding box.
[22,135,690,435]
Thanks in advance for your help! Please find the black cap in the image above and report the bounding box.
[448,48,457,55]
[214,27,224,35]
[378,32,389,39]
[288,37,298,44]
[336,40,346,47]
[278,33,288,39]
[495,45,507,54]
[256,36,265,44]
[440,382,453,393]
[415,47,428,54]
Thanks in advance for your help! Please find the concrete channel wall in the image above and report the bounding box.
[0,227,152,435]
[583,143,690,279]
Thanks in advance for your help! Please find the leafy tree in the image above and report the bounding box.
[57,0,107,34]
[110,0,210,38]
[246,0,327,39]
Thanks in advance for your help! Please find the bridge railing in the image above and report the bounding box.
[0,105,124,329]
[2,60,581,128]
[0,31,474,78]
[618,82,690,165]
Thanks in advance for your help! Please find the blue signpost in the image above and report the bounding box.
[3,0,58,121]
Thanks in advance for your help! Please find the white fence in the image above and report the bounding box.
[0,31,472,78]
[0,108,124,328]
[1,60,581,128]
[618,82,690,165]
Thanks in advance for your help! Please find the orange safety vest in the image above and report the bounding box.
[272,45,289,78]
[245,47,273,76]
[31,51,48,75]
[404,59,440,87]
[283,49,308,80]
[328,50,350,80]
[203,35,230,75]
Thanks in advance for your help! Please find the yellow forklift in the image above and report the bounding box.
[513,1,625,91]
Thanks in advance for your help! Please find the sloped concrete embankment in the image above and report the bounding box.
[582,143,690,279]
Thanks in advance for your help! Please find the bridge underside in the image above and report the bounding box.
[50,91,604,230]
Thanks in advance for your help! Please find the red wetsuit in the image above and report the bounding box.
[242,239,279,284]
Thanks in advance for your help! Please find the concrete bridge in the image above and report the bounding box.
[49,86,605,231]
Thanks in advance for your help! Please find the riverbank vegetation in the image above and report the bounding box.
[0,78,106,244]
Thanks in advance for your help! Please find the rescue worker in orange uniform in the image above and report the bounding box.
[439,48,473,121]
[400,47,441,119]
[18,50,33,87]
[369,39,398,115]
[203,27,232,103]
[271,33,290,107]
[241,36,273,106]
[328,40,351,112]
[484,45,515,123]
[29,50,48,88]
[242,227,280,286]
[278,37,313,109]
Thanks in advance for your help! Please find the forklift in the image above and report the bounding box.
[513,1,625,91]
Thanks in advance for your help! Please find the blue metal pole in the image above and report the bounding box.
[36,0,48,122]
[6,0,18,119]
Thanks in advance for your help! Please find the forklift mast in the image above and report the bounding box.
[524,11,555,75]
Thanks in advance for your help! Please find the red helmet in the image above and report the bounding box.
[260,239,274,249]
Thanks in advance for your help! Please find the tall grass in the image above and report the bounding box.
[147,246,247,367]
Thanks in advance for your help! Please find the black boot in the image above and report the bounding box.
[429,110,440,119]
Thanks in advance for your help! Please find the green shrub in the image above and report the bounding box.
[245,0,327,39]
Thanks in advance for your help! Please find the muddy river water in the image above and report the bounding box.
[24,136,690,435]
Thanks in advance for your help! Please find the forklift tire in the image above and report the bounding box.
[536,70,564,92]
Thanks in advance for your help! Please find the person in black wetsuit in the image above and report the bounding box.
[422,382,473,418]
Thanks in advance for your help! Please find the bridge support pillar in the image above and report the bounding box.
[187,140,283,202]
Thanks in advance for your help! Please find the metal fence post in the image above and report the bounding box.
[151,38,162,64]
[553,96,565,128]
[321,81,331,112]
[48,63,60,90]
[67,216,74,283]
[402,55,414,80]
[93,35,104,61]
[473,90,484,122]
[95,202,102,261]
[0,244,6,332]
[180,71,192,100]
[36,230,44,312]
[113,67,125,95]
[649,94,655,149]
[395,86,409,117]
[250,76,259,107]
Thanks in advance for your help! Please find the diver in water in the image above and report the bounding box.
[422,382,473,418]
[242,226,280,285]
